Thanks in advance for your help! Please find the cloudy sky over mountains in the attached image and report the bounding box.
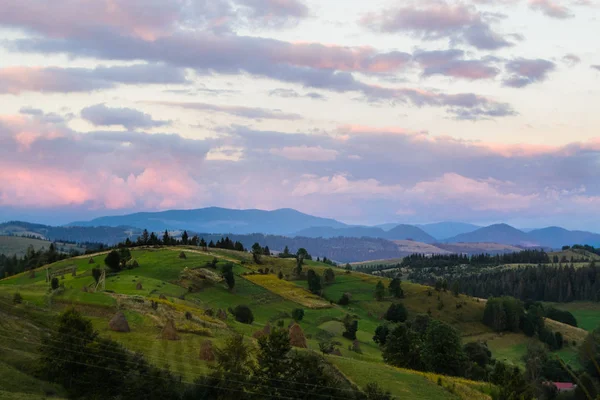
[0,0,599,228]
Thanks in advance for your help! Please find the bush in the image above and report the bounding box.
[292,308,304,322]
[185,311,193,320]
[233,305,254,324]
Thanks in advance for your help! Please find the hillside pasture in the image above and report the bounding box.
[243,273,332,309]
[549,302,600,332]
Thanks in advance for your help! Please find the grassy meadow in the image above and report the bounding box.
[0,245,585,399]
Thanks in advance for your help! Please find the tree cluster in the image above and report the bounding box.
[1,243,72,277]
[41,309,181,399]
[185,327,391,400]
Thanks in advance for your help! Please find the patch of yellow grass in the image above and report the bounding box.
[545,318,588,344]
[243,274,332,309]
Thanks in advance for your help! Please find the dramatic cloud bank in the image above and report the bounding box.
[0,0,598,227]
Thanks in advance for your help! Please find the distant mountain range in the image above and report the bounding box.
[69,207,345,235]
[3,207,600,253]
[444,224,600,248]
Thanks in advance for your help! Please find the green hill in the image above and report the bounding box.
[0,236,52,257]
[0,246,577,399]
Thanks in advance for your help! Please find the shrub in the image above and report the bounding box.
[233,305,254,324]
[185,311,193,320]
[292,308,305,322]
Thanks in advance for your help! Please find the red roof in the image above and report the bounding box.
[553,382,575,391]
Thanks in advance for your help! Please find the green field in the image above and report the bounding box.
[1,245,584,399]
[0,235,53,257]
[548,302,600,332]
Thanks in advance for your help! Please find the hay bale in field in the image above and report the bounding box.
[199,339,215,361]
[159,294,167,300]
[289,323,307,348]
[88,257,95,264]
[331,348,343,356]
[108,312,130,333]
[216,309,227,321]
[81,286,88,292]
[28,269,35,279]
[252,323,272,340]
[136,282,143,290]
[179,251,187,259]
[161,319,180,340]
[352,340,362,353]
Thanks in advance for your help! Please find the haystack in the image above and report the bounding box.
[159,294,167,300]
[252,323,272,339]
[179,251,187,259]
[88,257,95,264]
[136,282,143,290]
[331,348,343,356]
[288,323,307,348]
[216,309,227,321]
[28,269,35,279]
[108,312,130,333]
[199,339,215,361]
[81,286,88,292]
[161,319,180,340]
[352,340,361,353]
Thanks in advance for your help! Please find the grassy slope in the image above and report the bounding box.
[0,236,52,257]
[0,247,508,399]
[549,302,600,332]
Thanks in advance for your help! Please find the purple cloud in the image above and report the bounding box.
[143,101,304,120]
[81,104,171,130]
[413,50,500,80]
[592,65,600,71]
[361,1,513,50]
[562,53,581,66]
[503,58,556,87]
[0,64,189,94]
[237,0,309,27]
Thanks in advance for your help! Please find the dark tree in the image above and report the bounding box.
[104,250,121,271]
[141,229,149,244]
[307,269,322,295]
[232,305,254,324]
[222,263,235,290]
[338,293,351,305]
[51,277,59,290]
[384,303,408,323]
[292,308,304,322]
[342,315,358,340]
[382,323,422,369]
[363,382,392,400]
[181,230,189,245]
[375,280,385,301]
[388,278,404,298]
[251,243,263,264]
[463,341,492,368]
[263,246,271,256]
[422,320,465,376]
[162,230,170,245]
[373,325,390,346]
[324,268,335,285]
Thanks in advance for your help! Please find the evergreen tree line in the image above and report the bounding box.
[482,297,565,350]
[0,243,74,277]
[401,249,550,269]
[446,262,600,302]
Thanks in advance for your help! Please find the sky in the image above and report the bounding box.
[0,0,599,230]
